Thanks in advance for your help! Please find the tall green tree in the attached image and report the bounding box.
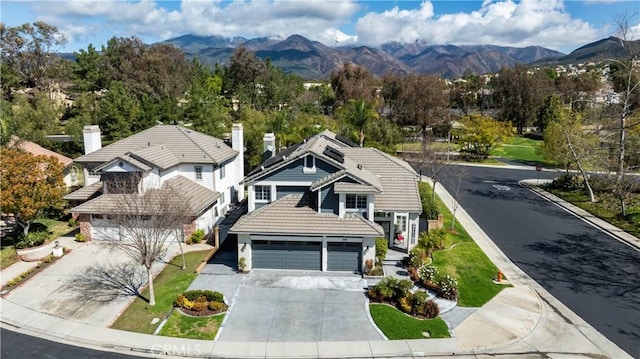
[72,44,108,91]
[395,74,449,141]
[537,94,564,132]
[0,21,68,91]
[337,99,379,147]
[492,65,554,134]
[330,63,375,105]
[225,46,265,108]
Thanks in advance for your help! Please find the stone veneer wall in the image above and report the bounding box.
[427,214,444,231]
[78,213,92,241]
[183,221,196,242]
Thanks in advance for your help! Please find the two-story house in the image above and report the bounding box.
[65,124,245,242]
[230,130,422,273]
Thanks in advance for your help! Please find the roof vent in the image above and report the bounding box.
[357,164,362,170]
[260,165,265,171]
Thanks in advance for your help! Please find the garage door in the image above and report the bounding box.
[252,240,321,270]
[327,242,361,272]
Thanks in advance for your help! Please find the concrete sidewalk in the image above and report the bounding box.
[0,176,633,358]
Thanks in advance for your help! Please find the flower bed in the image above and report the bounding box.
[368,277,440,319]
[174,290,227,317]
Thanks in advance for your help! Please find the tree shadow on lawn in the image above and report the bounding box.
[67,262,150,303]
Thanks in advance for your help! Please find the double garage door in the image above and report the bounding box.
[252,240,361,272]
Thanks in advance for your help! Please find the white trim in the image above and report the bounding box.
[303,155,316,174]
[253,181,313,186]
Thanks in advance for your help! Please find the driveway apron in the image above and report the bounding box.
[216,271,384,342]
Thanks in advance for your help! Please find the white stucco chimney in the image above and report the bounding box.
[263,132,276,158]
[231,123,245,202]
[83,125,102,155]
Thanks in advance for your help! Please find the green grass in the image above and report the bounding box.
[369,304,450,339]
[0,246,18,269]
[158,311,224,340]
[32,218,76,240]
[396,141,457,153]
[420,182,507,307]
[490,136,547,165]
[547,188,640,238]
[110,250,211,334]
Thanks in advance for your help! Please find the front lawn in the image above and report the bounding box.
[32,218,76,240]
[369,303,449,339]
[158,311,224,340]
[490,136,547,165]
[419,182,506,307]
[547,188,640,238]
[110,250,211,334]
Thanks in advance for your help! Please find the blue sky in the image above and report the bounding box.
[2,1,639,54]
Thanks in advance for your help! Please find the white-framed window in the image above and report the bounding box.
[194,166,203,180]
[219,164,226,179]
[220,192,226,205]
[395,214,407,233]
[254,185,271,201]
[303,155,316,173]
[346,194,367,209]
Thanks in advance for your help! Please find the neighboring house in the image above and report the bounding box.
[10,137,80,188]
[230,130,422,273]
[65,124,245,242]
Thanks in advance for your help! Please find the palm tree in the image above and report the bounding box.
[345,99,378,146]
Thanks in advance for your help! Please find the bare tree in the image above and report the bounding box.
[96,175,192,306]
[610,14,640,216]
[447,166,469,231]
[417,133,450,201]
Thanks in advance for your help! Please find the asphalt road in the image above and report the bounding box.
[0,327,139,359]
[438,164,640,358]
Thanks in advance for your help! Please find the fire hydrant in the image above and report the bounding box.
[497,271,503,282]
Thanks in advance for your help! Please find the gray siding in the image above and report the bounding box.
[276,186,308,200]
[320,186,339,214]
[259,158,338,183]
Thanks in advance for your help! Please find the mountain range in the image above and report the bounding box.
[162,34,638,79]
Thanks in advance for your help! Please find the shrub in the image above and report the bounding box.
[422,299,440,319]
[364,259,374,275]
[175,295,194,310]
[192,300,209,312]
[15,231,49,249]
[74,233,87,242]
[409,247,425,268]
[411,290,428,315]
[437,275,459,300]
[369,266,384,276]
[549,174,583,191]
[393,279,413,302]
[419,266,439,283]
[182,290,224,303]
[189,229,205,244]
[238,257,247,272]
[67,218,78,227]
[375,237,388,263]
[407,267,419,282]
[399,296,412,314]
[419,189,439,220]
[208,301,227,312]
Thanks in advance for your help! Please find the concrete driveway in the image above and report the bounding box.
[4,239,181,327]
[210,271,383,342]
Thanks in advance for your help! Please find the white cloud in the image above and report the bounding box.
[355,0,602,51]
[27,0,360,50]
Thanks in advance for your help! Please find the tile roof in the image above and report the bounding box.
[245,133,381,191]
[341,148,422,212]
[130,145,180,170]
[230,195,384,236]
[74,125,236,166]
[63,182,103,201]
[11,137,73,167]
[333,182,379,194]
[70,175,220,216]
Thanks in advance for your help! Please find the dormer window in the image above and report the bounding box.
[345,194,367,209]
[195,166,203,180]
[303,155,316,174]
